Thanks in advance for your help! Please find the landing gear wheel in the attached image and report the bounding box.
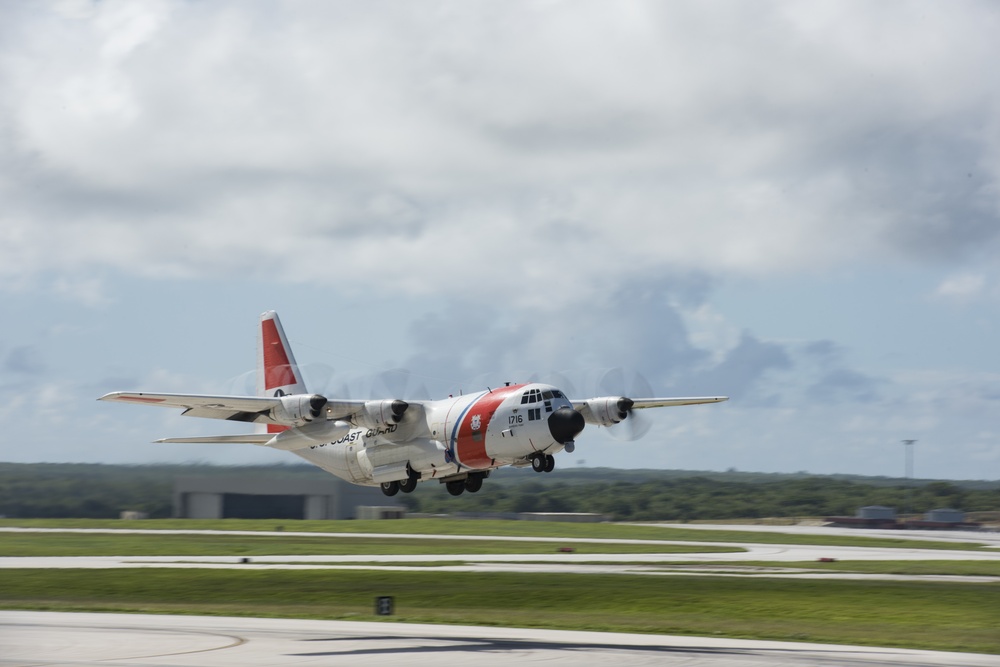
[380,481,400,497]
[531,454,546,473]
[399,476,418,493]
[446,480,465,496]
[465,475,483,493]
[543,454,555,473]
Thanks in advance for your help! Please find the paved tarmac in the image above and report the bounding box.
[3,611,999,667]
[2,552,999,584]
[3,526,998,664]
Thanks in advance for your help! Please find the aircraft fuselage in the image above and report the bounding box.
[294,383,578,492]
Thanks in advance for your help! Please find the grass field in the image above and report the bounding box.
[2,568,998,654]
[0,531,741,557]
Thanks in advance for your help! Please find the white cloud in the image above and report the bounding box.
[2,2,999,479]
[2,1,998,301]
[932,272,988,303]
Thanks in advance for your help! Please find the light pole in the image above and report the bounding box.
[902,439,917,521]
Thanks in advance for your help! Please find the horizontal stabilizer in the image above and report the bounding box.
[155,434,274,445]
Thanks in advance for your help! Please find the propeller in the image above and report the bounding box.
[309,366,430,402]
[369,367,430,400]
[300,363,336,397]
[222,369,257,395]
[530,370,578,397]
[308,393,329,419]
[597,367,654,441]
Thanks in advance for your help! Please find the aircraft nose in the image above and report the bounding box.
[548,406,585,445]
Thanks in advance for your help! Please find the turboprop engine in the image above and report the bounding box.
[581,396,634,427]
[272,394,328,425]
[353,399,409,429]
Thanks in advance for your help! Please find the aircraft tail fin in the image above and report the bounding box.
[257,311,308,433]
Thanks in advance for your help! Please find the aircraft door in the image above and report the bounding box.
[345,443,368,483]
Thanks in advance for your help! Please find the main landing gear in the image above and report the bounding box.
[380,465,420,497]
[531,452,555,473]
[445,472,486,496]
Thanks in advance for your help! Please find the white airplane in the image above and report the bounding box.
[100,311,728,497]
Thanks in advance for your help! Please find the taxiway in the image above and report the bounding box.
[3,611,998,667]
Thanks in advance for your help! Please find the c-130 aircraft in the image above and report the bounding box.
[100,311,727,496]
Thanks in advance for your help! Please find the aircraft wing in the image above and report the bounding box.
[617,396,728,409]
[99,391,372,424]
[99,392,283,424]
[571,396,728,411]
[572,395,728,428]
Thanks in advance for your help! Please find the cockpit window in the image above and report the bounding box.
[523,388,565,403]
[520,388,543,404]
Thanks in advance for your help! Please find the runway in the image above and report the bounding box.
[646,523,1000,548]
[4,526,1000,583]
[3,611,998,667]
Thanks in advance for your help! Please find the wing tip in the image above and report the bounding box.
[98,392,167,404]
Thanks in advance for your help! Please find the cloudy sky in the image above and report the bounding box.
[2,0,998,480]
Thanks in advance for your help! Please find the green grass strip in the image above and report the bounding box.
[1,568,997,654]
[0,532,741,557]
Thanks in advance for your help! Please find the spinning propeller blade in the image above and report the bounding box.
[598,367,654,441]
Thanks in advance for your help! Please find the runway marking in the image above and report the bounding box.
[4,612,998,667]
[0,621,248,662]
[111,628,248,661]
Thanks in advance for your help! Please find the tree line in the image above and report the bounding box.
[399,475,1000,521]
[1,462,997,521]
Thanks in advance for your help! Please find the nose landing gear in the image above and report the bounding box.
[531,452,555,473]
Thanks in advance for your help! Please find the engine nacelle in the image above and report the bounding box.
[583,396,633,427]
[354,399,409,429]
[272,394,328,425]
